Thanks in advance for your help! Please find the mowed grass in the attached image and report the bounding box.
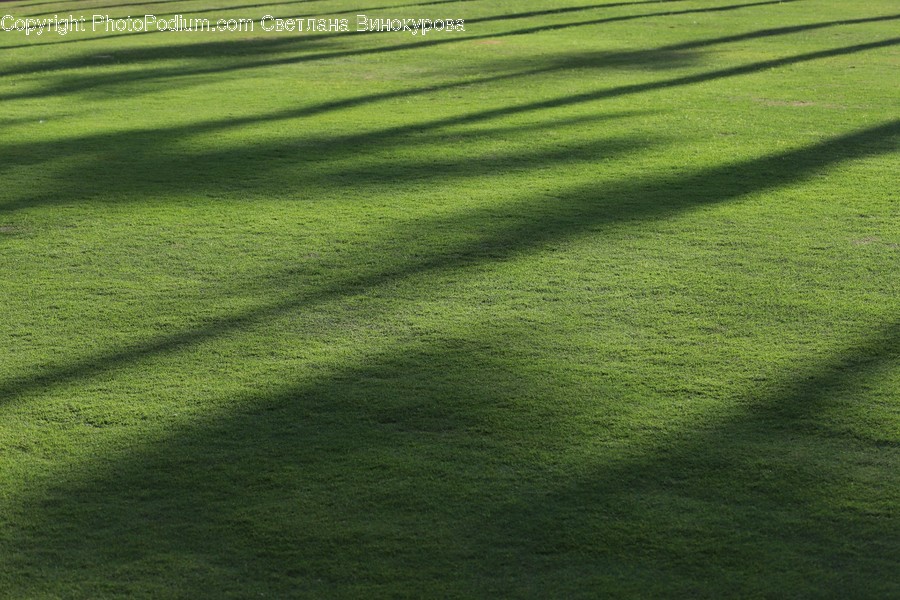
[0,0,898,596]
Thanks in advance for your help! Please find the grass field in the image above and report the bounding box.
[0,0,898,597]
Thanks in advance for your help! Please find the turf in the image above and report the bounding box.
[0,0,898,597]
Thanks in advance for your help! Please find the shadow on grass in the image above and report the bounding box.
[0,108,647,209]
[486,13,900,74]
[9,0,672,48]
[473,321,900,595]
[0,34,895,216]
[1,119,896,405]
[6,8,893,108]
[1,306,896,595]
[448,0,686,25]
[0,14,896,586]
[7,0,447,51]
[0,0,797,90]
[18,0,468,26]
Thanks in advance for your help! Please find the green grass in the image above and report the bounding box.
[0,0,898,597]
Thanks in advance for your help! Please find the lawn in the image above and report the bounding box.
[0,0,898,597]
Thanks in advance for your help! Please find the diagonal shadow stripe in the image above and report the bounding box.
[0,0,799,85]
[1,120,896,406]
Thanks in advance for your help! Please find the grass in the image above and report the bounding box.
[0,0,898,597]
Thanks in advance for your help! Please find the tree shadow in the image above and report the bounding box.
[452,0,687,26]
[471,321,900,595]
[3,18,882,111]
[1,119,896,406]
[0,108,648,212]
[485,13,900,74]
[0,4,897,594]
[1,33,895,217]
[5,0,472,49]
[4,6,888,125]
[1,305,896,595]
[0,0,801,96]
